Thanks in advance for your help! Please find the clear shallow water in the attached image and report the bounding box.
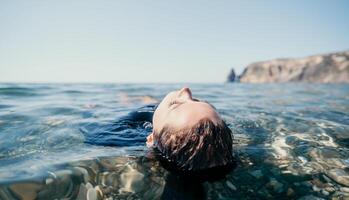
[0,83,349,199]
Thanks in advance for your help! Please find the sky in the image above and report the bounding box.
[0,0,348,83]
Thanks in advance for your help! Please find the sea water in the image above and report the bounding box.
[0,83,348,199]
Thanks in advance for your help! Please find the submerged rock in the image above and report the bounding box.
[8,182,43,200]
[87,188,98,200]
[249,170,263,179]
[267,178,284,193]
[340,187,349,193]
[321,190,329,196]
[298,194,325,200]
[326,169,349,187]
[119,165,145,193]
[226,180,237,191]
[74,167,90,183]
[237,50,349,83]
[76,184,88,200]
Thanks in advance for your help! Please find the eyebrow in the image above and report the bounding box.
[172,102,184,109]
[172,98,216,110]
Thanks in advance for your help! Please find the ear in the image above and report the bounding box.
[146,132,154,148]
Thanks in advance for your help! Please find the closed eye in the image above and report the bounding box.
[169,98,199,108]
[169,100,179,106]
[169,100,184,109]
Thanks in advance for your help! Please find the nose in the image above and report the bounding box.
[177,87,192,100]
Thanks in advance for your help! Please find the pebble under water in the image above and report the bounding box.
[0,83,349,200]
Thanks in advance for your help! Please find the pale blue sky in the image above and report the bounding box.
[0,0,348,83]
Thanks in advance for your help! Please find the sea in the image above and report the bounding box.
[0,83,348,200]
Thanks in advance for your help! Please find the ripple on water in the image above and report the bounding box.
[0,83,349,199]
[0,87,39,97]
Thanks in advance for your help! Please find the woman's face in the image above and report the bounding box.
[152,87,222,133]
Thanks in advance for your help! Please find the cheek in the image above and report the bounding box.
[152,92,177,130]
[154,104,166,119]
[166,110,191,128]
[152,105,167,131]
[153,95,173,121]
[152,108,161,125]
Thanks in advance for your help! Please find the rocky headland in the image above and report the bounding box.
[228,50,349,83]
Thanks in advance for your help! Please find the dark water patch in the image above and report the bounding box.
[32,105,83,116]
[63,89,85,94]
[301,109,349,126]
[81,120,150,147]
[60,89,101,96]
[0,114,35,130]
[232,118,269,145]
[0,104,12,109]
[0,87,39,97]
[337,138,349,148]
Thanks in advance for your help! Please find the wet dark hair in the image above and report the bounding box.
[153,118,233,171]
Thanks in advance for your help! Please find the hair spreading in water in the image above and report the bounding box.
[153,118,233,171]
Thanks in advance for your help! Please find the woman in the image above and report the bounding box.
[83,87,233,172]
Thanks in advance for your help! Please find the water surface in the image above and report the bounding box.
[0,83,349,199]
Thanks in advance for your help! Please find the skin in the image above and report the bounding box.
[147,87,223,147]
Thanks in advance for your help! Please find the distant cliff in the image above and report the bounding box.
[231,50,349,83]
